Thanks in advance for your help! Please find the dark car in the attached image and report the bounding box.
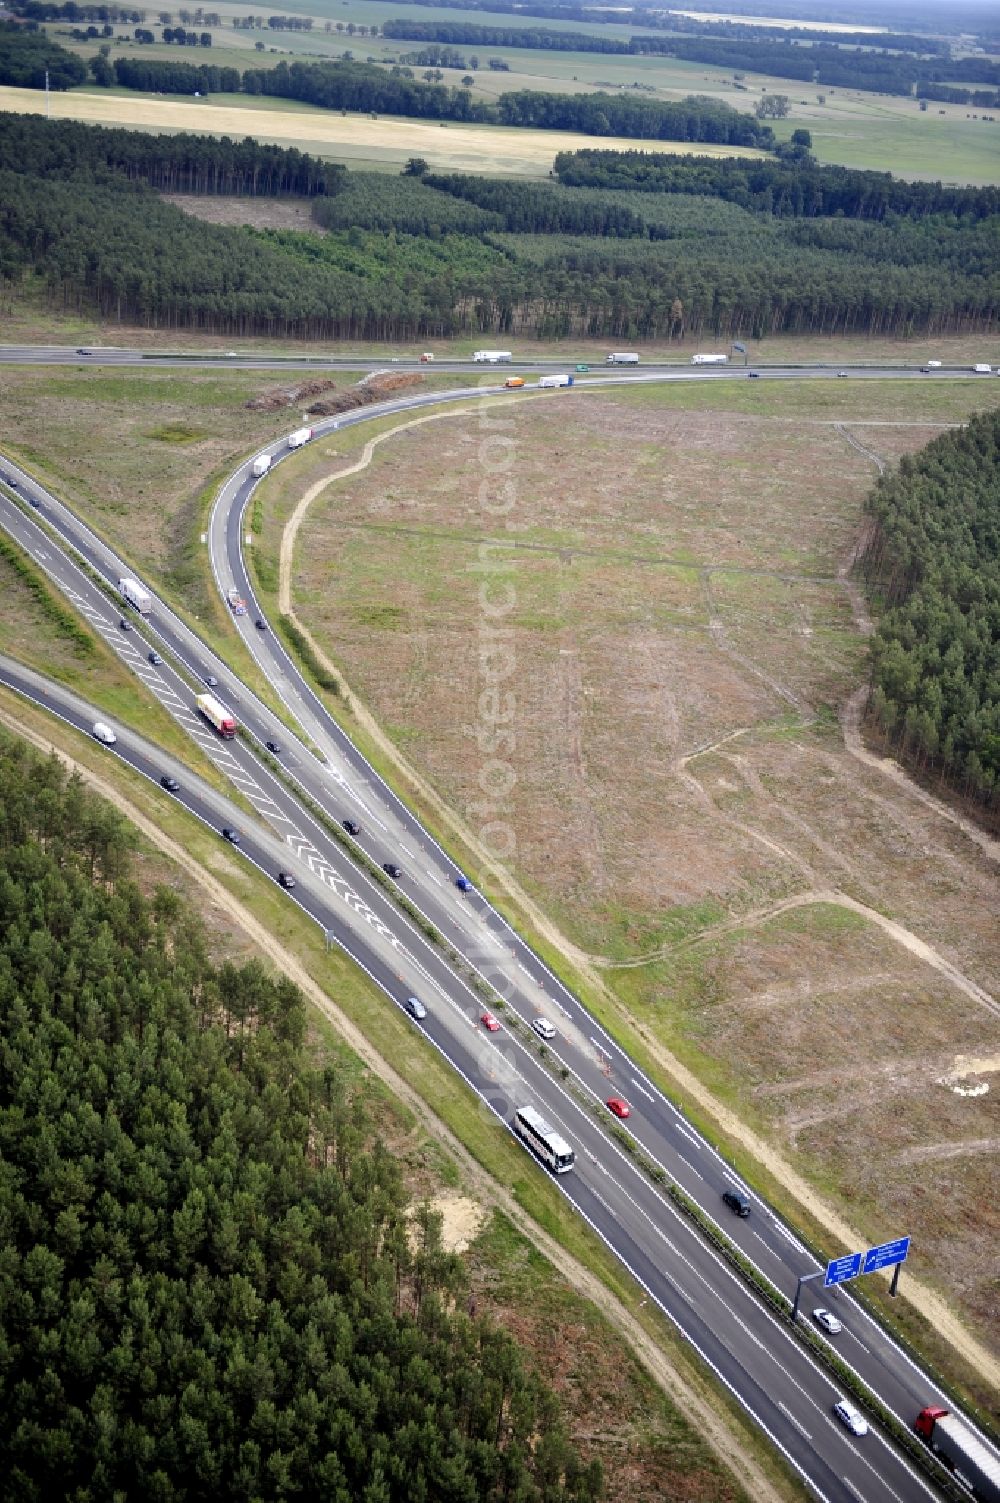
[265,740,281,755]
[119,617,131,631]
[76,348,91,356]
[722,1189,751,1218]
[747,371,760,378]
[29,494,41,507]
[455,875,473,892]
[160,775,180,792]
[383,862,402,879]
[343,819,361,836]
[277,871,296,889]
[222,827,241,845]
[148,650,162,666]
[255,618,267,631]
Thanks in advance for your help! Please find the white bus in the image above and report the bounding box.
[513,1105,575,1174]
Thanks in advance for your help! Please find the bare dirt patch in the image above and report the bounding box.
[284,381,1000,1385]
[163,192,326,234]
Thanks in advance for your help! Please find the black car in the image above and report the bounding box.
[277,871,296,889]
[343,819,361,836]
[76,348,91,356]
[160,775,180,792]
[747,371,760,379]
[383,862,402,879]
[29,494,41,507]
[119,617,131,631]
[265,740,281,755]
[722,1189,751,1218]
[222,827,241,845]
[148,650,162,666]
[255,618,268,631]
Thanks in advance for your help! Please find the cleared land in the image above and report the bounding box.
[281,378,1000,1388]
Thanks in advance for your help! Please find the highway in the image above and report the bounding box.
[1,359,995,1503]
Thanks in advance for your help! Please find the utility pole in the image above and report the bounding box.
[45,70,50,118]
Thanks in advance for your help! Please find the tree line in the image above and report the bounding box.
[553,149,1000,223]
[82,50,776,147]
[382,19,631,53]
[1,117,997,341]
[0,732,605,1501]
[857,411,1000,817]
[0,113,343,192]
[0,21,86,88]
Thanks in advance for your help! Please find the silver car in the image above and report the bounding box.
[405,996,426,1021]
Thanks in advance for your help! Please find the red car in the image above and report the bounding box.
[480,1011,500,1033]
[606,1097,631,1120]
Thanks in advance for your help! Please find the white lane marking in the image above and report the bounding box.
[777,1401,812,1440]
[630,1078,655,1102]
[425,869,442,886]
[675,1121,701,1147]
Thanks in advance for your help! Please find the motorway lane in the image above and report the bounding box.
[1,380,989,1498]
[209,376,983,1436]
[0,654,945,1503]
[1,342,994,381]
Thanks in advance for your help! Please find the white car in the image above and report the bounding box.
[405,995,426,1021]
[833,1399,868,1436]
[92,721,117,745]
[532,1017,556,1040]
[812,1308,843,1336]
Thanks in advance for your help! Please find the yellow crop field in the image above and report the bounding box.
[0,85,764,176]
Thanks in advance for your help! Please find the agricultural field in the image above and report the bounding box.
[277,376,1000,1392]
[33,0,1000,181]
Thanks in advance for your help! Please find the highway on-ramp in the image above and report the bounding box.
[1,361,995,1503]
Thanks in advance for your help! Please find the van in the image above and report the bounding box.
[420,352,434,362]
[92,722,117,745]
[722,1188,750,1217]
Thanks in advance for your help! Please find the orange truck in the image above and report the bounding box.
[504,376,525,389]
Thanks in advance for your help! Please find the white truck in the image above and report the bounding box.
[538,374,574,388]
[118,577,152,615]
[252,454,272,478]
[973,363,993,374]
[196,693,237,739]
[288,427,313,449]
[606,352,640,365]
[692,353,728,365]
[473,350,513,363]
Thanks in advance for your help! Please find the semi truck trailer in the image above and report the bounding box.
[252,454,272,478]
[473,350,512,363]
[914,1406,1000,1501]
[288,427,313,449]
[692,353,728,364]
[118,577,152,615]
[606,352,639,365]
[196,693,237,739]
[538,374,574,388]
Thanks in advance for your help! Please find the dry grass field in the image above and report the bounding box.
[283,378,1000,1377]
[0,84,763,177]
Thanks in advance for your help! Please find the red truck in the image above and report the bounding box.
[915,1407,1000,1501]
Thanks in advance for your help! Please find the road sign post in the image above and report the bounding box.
[863,1236,910,1297]
[791,1269,822,1324]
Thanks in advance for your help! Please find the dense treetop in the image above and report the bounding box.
[858,410,1000,815]
[0,20,86,89]
[0,116,997,341]
[0,733,603,1501]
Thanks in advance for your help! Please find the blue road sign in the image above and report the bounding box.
[824,1251,864,1287]
[863,1237,910,1275]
